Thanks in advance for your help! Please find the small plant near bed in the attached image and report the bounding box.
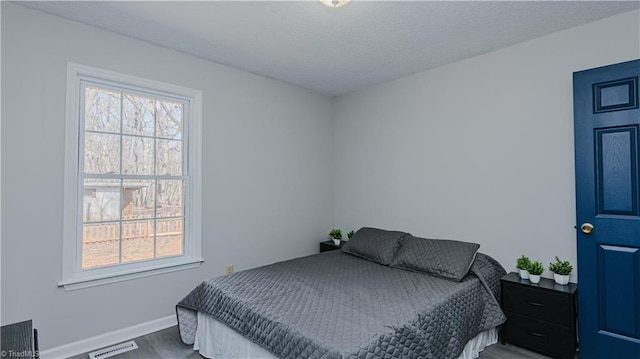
[347,230,355,240]
[328,229,342,245]
[528,261,545,284]
[549,256,573,285]
[516,255,532,280]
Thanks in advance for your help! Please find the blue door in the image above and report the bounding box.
[574,59,640,359]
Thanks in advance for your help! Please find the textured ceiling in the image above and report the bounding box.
[16,1,640,96]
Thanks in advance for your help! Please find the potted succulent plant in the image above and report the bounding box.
[528,261,545,284]
[516,255,532,280]
[549,256,573,285]
[328,228,342,245]
[347,230,355,240]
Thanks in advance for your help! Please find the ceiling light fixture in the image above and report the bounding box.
[320,0,350,8]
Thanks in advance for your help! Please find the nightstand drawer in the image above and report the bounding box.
[320,241,343,252]
[502,282,571,326]
[504,312,572,359]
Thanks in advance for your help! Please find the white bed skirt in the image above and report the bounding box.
[193,312,498,359]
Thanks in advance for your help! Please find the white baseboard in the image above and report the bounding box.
[39,315,177,359]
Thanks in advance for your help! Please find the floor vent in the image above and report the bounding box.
[88,340,138,359]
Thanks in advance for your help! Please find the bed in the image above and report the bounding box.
[176,228,506,359]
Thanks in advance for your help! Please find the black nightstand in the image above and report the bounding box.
[500,272,578,359]
[320,240,344,252]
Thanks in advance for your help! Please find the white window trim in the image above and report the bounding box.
[60,63,203,291]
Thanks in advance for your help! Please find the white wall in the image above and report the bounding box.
[0,1,3,329]
[333,10,640,283]
[1,3,333,350]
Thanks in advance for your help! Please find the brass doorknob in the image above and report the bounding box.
[581,223,594,234]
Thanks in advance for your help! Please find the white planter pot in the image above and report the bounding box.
[332,239,341,246]
[519,269,530,280]
[554,274,570,285]
[529,274,541,284]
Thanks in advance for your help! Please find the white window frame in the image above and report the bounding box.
[60,63,203,291]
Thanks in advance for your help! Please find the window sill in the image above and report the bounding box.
[58,257,204,291]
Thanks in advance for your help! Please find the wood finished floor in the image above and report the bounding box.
[69,326,561,359]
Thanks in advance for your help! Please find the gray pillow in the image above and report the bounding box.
[390,235,480,281]
[341,227,409,265]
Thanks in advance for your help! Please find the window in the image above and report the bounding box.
[61,63,203,290]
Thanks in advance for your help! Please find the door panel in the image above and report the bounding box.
[574,59,640,359]
[593,77,638,113]
[597,245,639,338]
[595,126,638,215]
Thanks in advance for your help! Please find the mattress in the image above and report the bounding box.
[177,250,506,359]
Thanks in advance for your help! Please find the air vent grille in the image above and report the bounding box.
[88,340,138,359]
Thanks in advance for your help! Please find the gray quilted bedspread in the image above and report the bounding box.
[176,251,506,359]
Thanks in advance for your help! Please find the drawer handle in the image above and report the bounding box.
[526,300,544,307]
[528,331,547,338]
